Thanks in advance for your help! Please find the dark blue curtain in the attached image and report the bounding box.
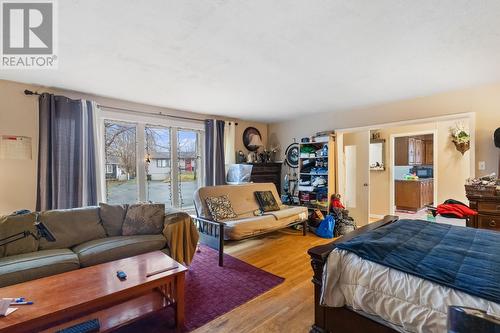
[37,93,97,210]
[204,119,225,186]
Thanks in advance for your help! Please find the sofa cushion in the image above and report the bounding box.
[205,195,237,221]
[122,204,165,236]
[0,249,80,287]
[194,183,281,219]
[0,213,38,257]
[223,210,307,240]
[99,203,128,236]
[39,207,106,250]
[263,206,308,220]
[161,247,171,257]
[72,235,167,267]
[224,215,276,240]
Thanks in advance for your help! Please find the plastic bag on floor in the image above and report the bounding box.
[315,215,335,238]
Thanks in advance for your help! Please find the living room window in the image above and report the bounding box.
[145,125,172,206]
[102,112,204,210]
[177,129,201,209]
[104,121,138,204]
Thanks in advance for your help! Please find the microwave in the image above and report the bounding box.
[412,167,433,179]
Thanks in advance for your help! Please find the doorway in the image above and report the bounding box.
[336,112,474,226]
[338,130,370,227]
[390,131,437,219]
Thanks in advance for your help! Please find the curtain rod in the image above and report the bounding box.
[98,104,207,123]
[25,89,238,125]
[99,105,238,125]
[24,89,41,96]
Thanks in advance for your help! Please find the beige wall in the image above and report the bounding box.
[269,83,500,178]
[0,79,268,215]
[368,118,471,216]
[0,82,39,215]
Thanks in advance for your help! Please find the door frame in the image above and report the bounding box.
[336,130,371,224]
[389,130,438,215]
[335,112,475,220]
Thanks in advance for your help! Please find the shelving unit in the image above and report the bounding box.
[299,173,329,176]
[297,134,336,213]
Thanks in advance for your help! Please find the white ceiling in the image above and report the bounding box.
[2,0,500,122]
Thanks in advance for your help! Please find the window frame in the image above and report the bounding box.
[99,109,205,209]
[105,164,114,174]
[103,119,139,203]
[156,159,168,168]
[176,127,204,209]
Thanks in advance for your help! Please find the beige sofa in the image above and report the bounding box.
[0,205,199,288]
[193,182,308,266]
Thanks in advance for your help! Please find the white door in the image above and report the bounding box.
[343,130,370,227]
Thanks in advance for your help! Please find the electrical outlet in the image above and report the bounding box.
[478,161,486,170]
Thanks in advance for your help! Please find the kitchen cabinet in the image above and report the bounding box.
[395,179,434,211]
[424,140,433,165]
[395,137,410,166]
[414,139,423,165]
[395,137,431,166]
[408,138,415,165]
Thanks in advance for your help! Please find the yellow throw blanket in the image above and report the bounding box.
[162,208,199,265]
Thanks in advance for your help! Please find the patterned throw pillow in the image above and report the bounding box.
[254,191,280,212]
[205,195,237,222]
[122,204,165,236]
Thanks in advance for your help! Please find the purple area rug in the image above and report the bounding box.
[118,245,284,332]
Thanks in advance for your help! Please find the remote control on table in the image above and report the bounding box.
[116,270,127,281]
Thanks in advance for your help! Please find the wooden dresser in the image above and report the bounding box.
[466,190,500,231]
[248,163,282,195]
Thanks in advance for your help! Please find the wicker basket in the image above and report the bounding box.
[453,141,470,155]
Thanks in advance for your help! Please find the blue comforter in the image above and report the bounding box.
[336,219,500,303]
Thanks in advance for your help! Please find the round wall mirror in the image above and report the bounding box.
[243,127,263,151]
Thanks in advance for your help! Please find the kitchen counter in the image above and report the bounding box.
[396,178,433,182]
[395,179,434,211]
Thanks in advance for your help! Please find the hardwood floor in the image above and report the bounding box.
[192,229,333,333]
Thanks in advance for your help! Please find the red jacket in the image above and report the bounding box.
[436,203,477,219]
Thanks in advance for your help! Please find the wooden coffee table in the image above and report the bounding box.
[0,251,187,332]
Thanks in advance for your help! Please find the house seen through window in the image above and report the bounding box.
[156,159,168,168]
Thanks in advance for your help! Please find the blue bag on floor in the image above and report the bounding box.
[315,215,335,238]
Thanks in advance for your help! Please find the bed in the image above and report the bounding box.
[308,216,500,333]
